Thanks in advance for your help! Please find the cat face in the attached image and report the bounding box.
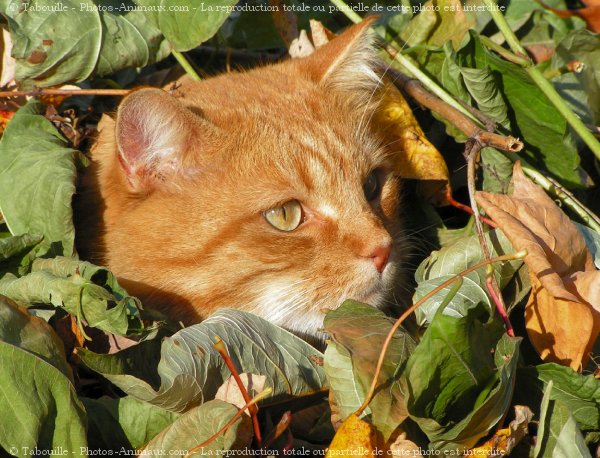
[77,20,406,340]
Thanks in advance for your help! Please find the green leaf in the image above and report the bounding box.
[440,41,512,130]
[323,300,417,441]
[413,229,520,325]
[139,0,237,52]
[535,381,592,458]
[0,233,44,277]
[0,295,72,379]
[402,302,520,451]
[141,400,252,456]
[460,33,584,187]
[0,297,87,453]
[3,0,236,87]
[552,29,600,126]
[82,396,181,451]
[400,0,475,48]
[0,257,143,336]
[3,0,171,88]
[480,147,514,194]
[79,309,327,412]
[517,363,600,432]
[0,101,87,257]
[413,276,490,326]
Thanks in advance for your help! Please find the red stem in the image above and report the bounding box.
[486,276,515,337]
[446,186,498,228]
[213,338,263,446]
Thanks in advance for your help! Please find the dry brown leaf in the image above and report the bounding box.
[476,162,600,370]
[538,0,600,33]
[468,405,533,456]
[325,414,380,458]
[215,373,266,414]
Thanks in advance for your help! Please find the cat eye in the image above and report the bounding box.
[264,200,303,232]
[363,170,380,201]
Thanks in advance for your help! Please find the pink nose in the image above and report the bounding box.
[367,243,392,273]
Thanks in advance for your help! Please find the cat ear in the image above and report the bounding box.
[301,16,381,93]
[115,88,199,191]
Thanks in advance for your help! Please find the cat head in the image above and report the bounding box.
[81,18,407,340]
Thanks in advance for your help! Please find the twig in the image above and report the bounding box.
[172,51,201,81]
[354,250,527,416]
[481,0,600,162]
[464,138,514,337]
[0,88,130,98]
[184,387,272,457]
[388,68,523,153]
[486,275,514,337]
[213,337,263,447]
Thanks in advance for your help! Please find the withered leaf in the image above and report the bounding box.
[476,162,600,370]
[468,405,533,456]
[325,414,380,458]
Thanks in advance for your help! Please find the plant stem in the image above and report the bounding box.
[465,139,514,337]
[184,388,272,457]
[0,88,130,98]
[479,36,529,66]
[355,250,527,417]
[213,337,262,446]
[172,51,201,81]
[329,0,363,23]
[482,0,600,162]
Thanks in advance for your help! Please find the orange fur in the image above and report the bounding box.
[75,21,407,339]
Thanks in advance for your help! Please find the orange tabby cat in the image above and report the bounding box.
[75,19,406,340]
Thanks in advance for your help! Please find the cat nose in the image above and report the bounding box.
[365,242,392,273]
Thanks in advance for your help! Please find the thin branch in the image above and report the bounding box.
[388,68,523,153]
[0,88,130,98]
[464,138,514,337]
[184,388,272,457]
[445,184,497,228]
[213,337,263,447]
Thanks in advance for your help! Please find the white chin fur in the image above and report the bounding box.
[252,268,394,340]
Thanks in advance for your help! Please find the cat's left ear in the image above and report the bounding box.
[299,16,380,93]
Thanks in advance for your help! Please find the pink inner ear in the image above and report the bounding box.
[117,115,148,176]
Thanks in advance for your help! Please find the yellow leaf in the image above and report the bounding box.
[326,414,379,458]
[374,81,450,206]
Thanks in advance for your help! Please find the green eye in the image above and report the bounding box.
[363,170,379,201]
[264,200,303,231]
